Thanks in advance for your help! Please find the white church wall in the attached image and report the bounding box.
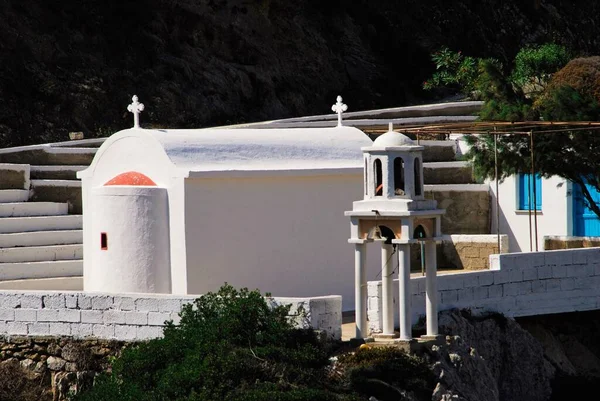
[0,291,342,341]
[183,171,381,311]
[489,175,570,253]
[88,186,171,294]
[367,247,600,333]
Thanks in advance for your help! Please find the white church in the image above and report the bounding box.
[78,96,390,310]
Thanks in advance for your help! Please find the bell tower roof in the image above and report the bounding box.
[372,131,415,147]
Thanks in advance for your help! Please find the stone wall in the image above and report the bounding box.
[426,185,490,234]
[368,247,600,333]
[0,337,126,401]
[0,163,28,190]
[544,235,600,250]
[0,291,342,341]
[409,235,508,271]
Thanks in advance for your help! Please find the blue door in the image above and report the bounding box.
[573,181,600,236]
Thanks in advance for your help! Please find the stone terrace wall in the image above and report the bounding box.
[368,247,600,333]
[0,291,342,340]
[544,235,600,250]
[426,185,490,234]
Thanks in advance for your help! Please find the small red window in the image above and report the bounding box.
[101,233,108,250]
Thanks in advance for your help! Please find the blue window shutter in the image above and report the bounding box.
[518,173,542,211]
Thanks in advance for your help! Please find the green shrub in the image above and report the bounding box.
[510,43,571,96]
[422,47,481,98]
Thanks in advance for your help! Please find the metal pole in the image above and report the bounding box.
[420,241,425,276]
[494,130,500,253]
[530,131,539,251]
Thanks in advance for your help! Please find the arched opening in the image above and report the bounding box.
[414,158,422,196]
[104,171,157,186]
[374,159,383,196]
[394,157,405,195]
[369,225,396,245]
[414,225,427,239]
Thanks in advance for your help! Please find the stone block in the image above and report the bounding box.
[531,280,546,293]
[545,279,562,292]
[113,296,136,311]
[561,278,576,291]
[49,323,71,336]
[43,294,65,309]
[0,294,20,308]
[438,277,463,291]
[158,298,182,313]
[566,265,587,278]
[473,286,489,300]
[170,313,181,325]
[0,309,15,321]
[81,310,103,324]
[124,311,148,325]
[58,309,80,323]
[77,295,92,310]
[552,265,567,278]
[508,269,523,283]
[15,309,36,322]
[462,274,479,288]
[137,326,163,340]
[103,310,126,324]
[92,324,115,339]
[91,296,114,310]
[37,309,60,322]
[479,273,494,286]
[71,324,93,338]
[523,268,538,281]
[458,288,474,303]
[148,312,171,326]
[572,250,588,265]
[115,325,138,341]
[573,277,591,290]
[136,298,160,312]
[493,270,511,285]
[65,295,78,309]
[441,290,458,305]
[7,321,27,335]
[488,285,503,299]
[21,295,43,308]
[537,265,553,279]
[27,323,50,335]
[0,320,6,334]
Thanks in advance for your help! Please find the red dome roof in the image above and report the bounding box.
[104,171,157,186]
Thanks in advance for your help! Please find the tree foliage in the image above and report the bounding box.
[73,284,434,401]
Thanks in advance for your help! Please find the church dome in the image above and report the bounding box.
[372,130,415,147]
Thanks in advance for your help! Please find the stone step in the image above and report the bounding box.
[0,230,82,248]
[0,147,96,166]
[0,276,83,291]
[419,140,458,163]
[0,164,30,190]
[30,165,88,180]
[0,260,82,281]
[425,184,490,235]
[0,202,68,218]
[423,161,475,185]
[0,190,29,203]
[0,215,82,234]
[0,244,83,263]
[29,180,82,214]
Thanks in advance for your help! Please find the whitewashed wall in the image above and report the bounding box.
[368,247,600,333]
[183,172,381,311]
[0,291,342,340]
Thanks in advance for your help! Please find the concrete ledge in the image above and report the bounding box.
[0,291,342,341]
[543,235,600,250]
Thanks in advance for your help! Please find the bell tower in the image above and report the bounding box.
[346,124,445,341]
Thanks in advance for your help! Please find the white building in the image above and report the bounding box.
[78,125,387,310]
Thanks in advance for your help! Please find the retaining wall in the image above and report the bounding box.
[367,247,600,333]
[544,236,600,250]
[0,291,342,341]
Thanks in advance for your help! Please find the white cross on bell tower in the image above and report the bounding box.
[127,95,145,128]
[331,95,348,127]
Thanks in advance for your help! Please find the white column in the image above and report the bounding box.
[354,243,368,339]
[397,244,412,340]
[381,243,394,335]
[425,241,438,336]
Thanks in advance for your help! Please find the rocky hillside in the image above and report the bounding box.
[1,0,600,147]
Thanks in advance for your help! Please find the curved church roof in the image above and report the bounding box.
[96,127,373,174]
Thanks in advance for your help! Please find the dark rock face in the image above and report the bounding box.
[434,310,554,401]
[1,0,600,147]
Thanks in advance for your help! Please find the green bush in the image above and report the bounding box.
[510,43,571,96]
[422,47,481,97]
